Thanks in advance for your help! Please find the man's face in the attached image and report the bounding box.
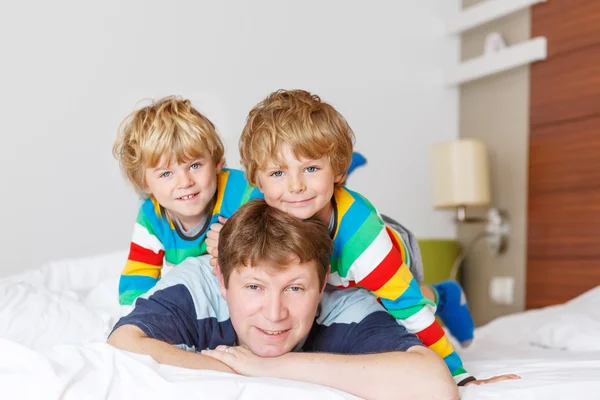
[219,258,325,357]
[256,143,343,225]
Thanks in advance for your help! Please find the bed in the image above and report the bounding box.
[1,251,599,400]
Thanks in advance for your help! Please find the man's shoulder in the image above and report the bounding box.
[304,287,423,354]
[316,286,386,326]
[112,256,234,350]
[138,255,229,322]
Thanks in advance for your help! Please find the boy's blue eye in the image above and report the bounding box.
[190,163,201,170]
[305,166,318,173]
[160,171,172,178]
[271,171,284,178]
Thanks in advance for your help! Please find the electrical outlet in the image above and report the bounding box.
[489,276,515,305]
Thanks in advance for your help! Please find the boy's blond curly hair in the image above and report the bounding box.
[113,96,225,194]
[239,89,355,187]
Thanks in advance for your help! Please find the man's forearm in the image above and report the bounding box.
[267,346,458,400]
[108,325,236,374]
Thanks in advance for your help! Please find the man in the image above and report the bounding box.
[108,200,458,400]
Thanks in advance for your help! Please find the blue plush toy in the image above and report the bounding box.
[347,152,367,177]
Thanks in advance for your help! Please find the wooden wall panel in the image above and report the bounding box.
[529,115,600,193]
[530,45,600,127]
[526,260,600,309]
[528,189,600,259]
[527,0,600,309]
[532,0,600,57]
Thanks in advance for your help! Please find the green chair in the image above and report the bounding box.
[417,239,460,285]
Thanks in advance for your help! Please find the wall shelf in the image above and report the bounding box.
[446,36,547,86]
[448,0,547,35]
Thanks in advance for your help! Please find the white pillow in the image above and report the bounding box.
[474,285,600,351]
[529,285,600,351]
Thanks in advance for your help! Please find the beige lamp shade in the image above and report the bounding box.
[431,139,491,209]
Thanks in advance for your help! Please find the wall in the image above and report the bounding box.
[0,0,458,276]
[458,0,530,325]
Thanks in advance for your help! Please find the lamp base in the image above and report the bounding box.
[454,206,509,255]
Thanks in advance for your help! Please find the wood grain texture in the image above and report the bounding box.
[532,0,600,58]
[526,259,600,309]
[530,44,600,127]
[529,115,600,194]
[528,188,600,259]
[527,0,600,309]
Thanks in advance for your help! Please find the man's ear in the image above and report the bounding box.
[215,264,227,300]
[320,270,330,295]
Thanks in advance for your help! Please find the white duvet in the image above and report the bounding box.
[1,251,600,400]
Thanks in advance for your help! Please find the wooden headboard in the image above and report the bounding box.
[526,0,600,308]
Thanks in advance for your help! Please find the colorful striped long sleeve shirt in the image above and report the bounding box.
[118,168,261,306]
[328,186,472,385]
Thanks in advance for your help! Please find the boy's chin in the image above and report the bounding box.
[285,208,316,221]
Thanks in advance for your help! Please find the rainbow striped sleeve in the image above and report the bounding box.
[213,168,263,218]
[118,200,165,306]
[330,187,472,385]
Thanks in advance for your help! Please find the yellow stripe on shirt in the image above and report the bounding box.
[430,333,455,359]
[214,170,230,215]
[122,260,162,279]
[373,263,413,300]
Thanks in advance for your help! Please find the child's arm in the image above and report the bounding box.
[336,214,473,385]
[118,209,165,306]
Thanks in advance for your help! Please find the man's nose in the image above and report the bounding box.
[262,292,288,322]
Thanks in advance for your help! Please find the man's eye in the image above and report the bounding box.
[160,171,172,178]
[270,171,283,178]
[305,166,318,173]
[190,163,202,170]
[287,286,302,292]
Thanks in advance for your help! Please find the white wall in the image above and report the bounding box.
[0,0,458,276]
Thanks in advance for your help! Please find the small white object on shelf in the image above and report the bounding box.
[446,36,547,86]
[484,32,507,55]
[448,0,547,35]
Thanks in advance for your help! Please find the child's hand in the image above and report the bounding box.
[201,345,273,377]
[206,216,228,268]
[464,374,520,385]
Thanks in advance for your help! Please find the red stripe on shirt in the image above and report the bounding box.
[128,242,164,266]
[357,245,402,292]
[415,320,445,346]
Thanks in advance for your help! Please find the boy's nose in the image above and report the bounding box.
[288,175,306,194]
[178,171,194,188]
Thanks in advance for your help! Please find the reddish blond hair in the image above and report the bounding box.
[239,89,354,187]
[218,199,332,288]
[113,96,225,194]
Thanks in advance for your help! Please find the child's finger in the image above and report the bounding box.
[209,223,224,233]
[218,216,228,224]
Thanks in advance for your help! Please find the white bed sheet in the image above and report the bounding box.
[1,251,600,400]
[0,251,356,400]
[457,285,600,400]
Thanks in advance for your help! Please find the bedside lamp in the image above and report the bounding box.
[431,139,508,255]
